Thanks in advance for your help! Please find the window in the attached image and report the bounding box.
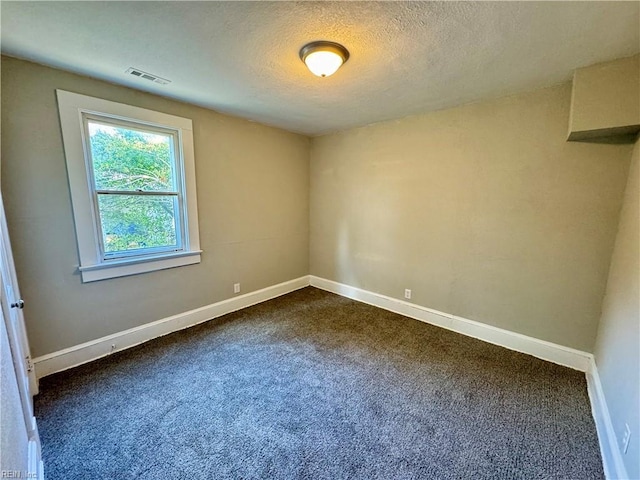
[86,118,184,258]
[57,90,201,282]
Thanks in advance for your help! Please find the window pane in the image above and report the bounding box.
[88,120,176,192]
[97,194,179,254]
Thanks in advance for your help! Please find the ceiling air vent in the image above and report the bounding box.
[125,67,171,85]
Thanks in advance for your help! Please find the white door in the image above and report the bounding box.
[0,193,43,479]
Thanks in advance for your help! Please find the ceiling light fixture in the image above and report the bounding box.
[299,41,349,78]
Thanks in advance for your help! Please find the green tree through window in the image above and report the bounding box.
[88,122,181,255]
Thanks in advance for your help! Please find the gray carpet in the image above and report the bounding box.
[35,287,604,479]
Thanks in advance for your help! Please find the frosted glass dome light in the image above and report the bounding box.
[300,41,350,78]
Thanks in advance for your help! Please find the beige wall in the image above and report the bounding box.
[1,54,635,360]
[1,56,309,357]
[594,137,639,479]
[568,55,640,140]
[310,83,632,351]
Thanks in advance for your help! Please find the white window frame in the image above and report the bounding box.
[57,90,201,282]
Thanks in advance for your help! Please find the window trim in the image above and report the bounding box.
[56,90,201,282]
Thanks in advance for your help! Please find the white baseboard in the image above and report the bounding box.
[33,276,310,379]
[310,276,617,473]
[34,274,594,379]
[34,273,615,477]
[586,359,629,480]
[309,276,593,372]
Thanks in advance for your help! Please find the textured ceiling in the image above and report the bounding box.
[2,1,639,136]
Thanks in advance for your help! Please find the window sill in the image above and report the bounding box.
[78,250,202,283]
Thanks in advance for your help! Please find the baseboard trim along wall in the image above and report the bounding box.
[36,274,595,377]
[32,276,310,379]
[309,276,624,478]
[34,274,618,477]
[309,275,629,480]
[586,359,629,480]
[309,276,593,372]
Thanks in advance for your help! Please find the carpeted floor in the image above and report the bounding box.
[35,287,604,479]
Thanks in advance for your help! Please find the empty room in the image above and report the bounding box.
[1,1,638,479]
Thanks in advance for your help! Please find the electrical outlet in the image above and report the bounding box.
[622,423,631,454]
[234,283,241,294]
[404,289,411,300]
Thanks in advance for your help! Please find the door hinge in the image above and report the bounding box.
[25,355,34,373]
